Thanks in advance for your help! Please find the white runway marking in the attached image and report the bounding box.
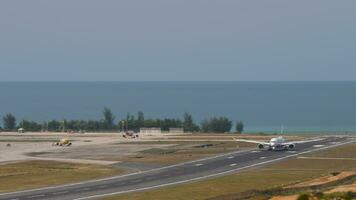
[229,163,237,167]
[227,156,234,159]
[195,163,203,166]
[313,145,325,147]
[252,151,260,153]
[329,142,340,145]
[98,185,108,188]
[288,151,296,153]
[259,157,266,159]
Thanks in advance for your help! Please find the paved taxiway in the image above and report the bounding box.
[0,136,355,200]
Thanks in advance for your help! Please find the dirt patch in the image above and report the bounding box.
[286,171,356,188]
[325,182,356,193]
[270,195,298,200]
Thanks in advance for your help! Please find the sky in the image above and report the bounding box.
[0,0,355,81]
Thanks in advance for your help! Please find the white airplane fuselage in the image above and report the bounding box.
[264,137,294,150]
[234,136,322,151]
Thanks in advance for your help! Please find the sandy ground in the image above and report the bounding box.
[286,171,356,188]
[0,132,134,165]
[271,171,356,200]
[270,195,299,200]
[326,182,356,193]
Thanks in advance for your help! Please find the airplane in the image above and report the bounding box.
[233,136,322,151]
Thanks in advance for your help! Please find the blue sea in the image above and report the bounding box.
[1,81,356,133]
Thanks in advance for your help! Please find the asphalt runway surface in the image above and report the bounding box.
[1,136,355,200]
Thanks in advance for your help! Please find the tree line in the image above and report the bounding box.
[0,108,244,133]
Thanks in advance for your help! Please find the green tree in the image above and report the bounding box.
[19,120,42,132]
[3,113,16,131]
[125,112,136,131]
[143,119,158,128]
[236,121,244,133]
[183,112,200,132]
[87,120,98,131]
[137,111,145,129]
[201,117,232,133]
[103,107,115,130]
[160,118,182,131]
[47,120,61,131]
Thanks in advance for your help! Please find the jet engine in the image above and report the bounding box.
[288,144,295,149]
[257,144,264,149]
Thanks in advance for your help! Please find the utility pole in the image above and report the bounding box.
[62,120,66,133]
[121,120,126,133]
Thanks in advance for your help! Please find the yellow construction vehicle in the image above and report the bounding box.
[53,138,72,146]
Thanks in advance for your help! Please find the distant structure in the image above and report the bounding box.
[140,128,162,135]
[140,127,185,135]
[169,128,184,134]
[18,128,25,133]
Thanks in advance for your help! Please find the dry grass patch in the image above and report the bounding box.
[119,141,242,165]
[0,160,123,192]
[306,143,356,159]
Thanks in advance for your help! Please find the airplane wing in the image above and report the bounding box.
[233,138,270,145]
[284,138,323,145]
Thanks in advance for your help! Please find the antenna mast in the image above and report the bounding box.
[280,125,284,135]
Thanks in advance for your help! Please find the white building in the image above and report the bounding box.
[140,128,162,135]
[169,128,184,133]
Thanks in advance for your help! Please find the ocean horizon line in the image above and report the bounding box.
[1,80,356,83]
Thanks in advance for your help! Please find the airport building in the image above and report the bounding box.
[168,128,184,133]
[139,128,162,135]
[140,127,185,135]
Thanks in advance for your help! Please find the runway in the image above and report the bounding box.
[1,136,355,200]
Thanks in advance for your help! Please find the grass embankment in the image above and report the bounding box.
[104,143,356,200]
[120,141,245,165]
[0,161,123,193]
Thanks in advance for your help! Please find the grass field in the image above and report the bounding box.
[0,161,123,193]
[119,141,245,165]
[104,143,356,200]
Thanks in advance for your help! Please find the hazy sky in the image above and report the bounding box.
[1,0,355,81]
